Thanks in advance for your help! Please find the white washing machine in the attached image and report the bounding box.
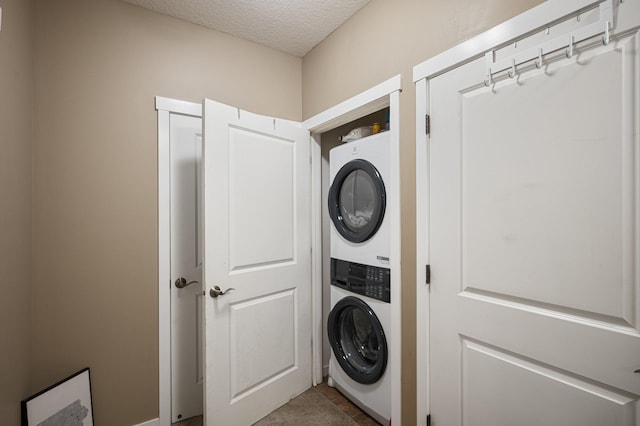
[327,132,392,424]
[327,266,391,425]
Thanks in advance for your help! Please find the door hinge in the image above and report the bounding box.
[425,114,431,136]
[426,264,431,285]
[427,414,431,426]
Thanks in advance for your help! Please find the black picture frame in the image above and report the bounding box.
[21,367,94,426]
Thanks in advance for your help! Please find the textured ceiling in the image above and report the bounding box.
[121,0,370,57]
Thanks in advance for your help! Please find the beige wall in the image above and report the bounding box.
[303,0,543,423]
[31,0,301,424]
[3,0,550,424]
[0,0,33,423]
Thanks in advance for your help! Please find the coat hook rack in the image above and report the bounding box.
[482,0,614,85]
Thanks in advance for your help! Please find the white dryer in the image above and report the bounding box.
[327,132,392,425]
[328,132,390,268]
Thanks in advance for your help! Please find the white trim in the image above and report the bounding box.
[387,88,402,426]
[306,75,403,425]
[415,78,430,426]
[413,0,640,423]
[132,418,160,426]
[311,133,323,387]
[156,97,202,426]
[156,96,202,116]
[413,0,604,82]
[303,75,402,132]
[157,108,171,426]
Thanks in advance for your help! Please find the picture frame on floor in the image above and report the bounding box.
[21,367,94,426]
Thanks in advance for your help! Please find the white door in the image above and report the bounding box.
[202,99,312,425]
[170,113,204,423]
[429,30,640,425]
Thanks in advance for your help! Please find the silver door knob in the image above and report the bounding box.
[175,277,199,289]
[209,285,235,298]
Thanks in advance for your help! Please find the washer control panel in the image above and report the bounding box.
[331,258,390,303]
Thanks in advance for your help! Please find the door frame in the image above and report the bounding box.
[412,0,640,423]
[304,74,402,425]
[156,74,402,426]
[157,97,203,426]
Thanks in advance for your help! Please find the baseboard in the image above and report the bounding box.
[133,418,159,426]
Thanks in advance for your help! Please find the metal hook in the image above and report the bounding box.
[535,48,543,69]
[484,68,493,87]
[566,35,574,58]
[508,60,516,79]
[603,21,611,45]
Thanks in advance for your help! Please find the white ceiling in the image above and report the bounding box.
[121,0,370,57]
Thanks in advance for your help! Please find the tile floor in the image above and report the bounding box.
[312,381,381,426]
[173,381,381,426]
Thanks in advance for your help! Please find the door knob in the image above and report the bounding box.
[175,277,199,289]
[209,285,235,298]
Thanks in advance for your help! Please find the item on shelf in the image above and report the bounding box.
[339,126,373,142]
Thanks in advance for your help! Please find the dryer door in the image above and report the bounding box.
[328,159,386,243]
[328,296,388,384]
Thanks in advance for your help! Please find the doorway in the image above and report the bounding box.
[156,75,402,425]
[414,1,640,424]
[157,98,205,425]
[317,110,389,378]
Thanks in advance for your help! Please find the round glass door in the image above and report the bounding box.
[328,159,386,243]
[327,296,387,384]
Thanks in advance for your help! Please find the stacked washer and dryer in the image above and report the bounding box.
[327,130,392,425]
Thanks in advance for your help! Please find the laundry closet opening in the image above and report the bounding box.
[319,108,390,377]
[315,105,397,425]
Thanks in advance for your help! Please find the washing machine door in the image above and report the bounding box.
[328,159,386,243]
[328,296,388,384]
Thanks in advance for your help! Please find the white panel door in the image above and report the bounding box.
[429,30,640,425]
[170,113,204,423]
[202,99,311,425]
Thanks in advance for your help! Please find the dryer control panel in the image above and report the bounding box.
[331,258,390,303]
